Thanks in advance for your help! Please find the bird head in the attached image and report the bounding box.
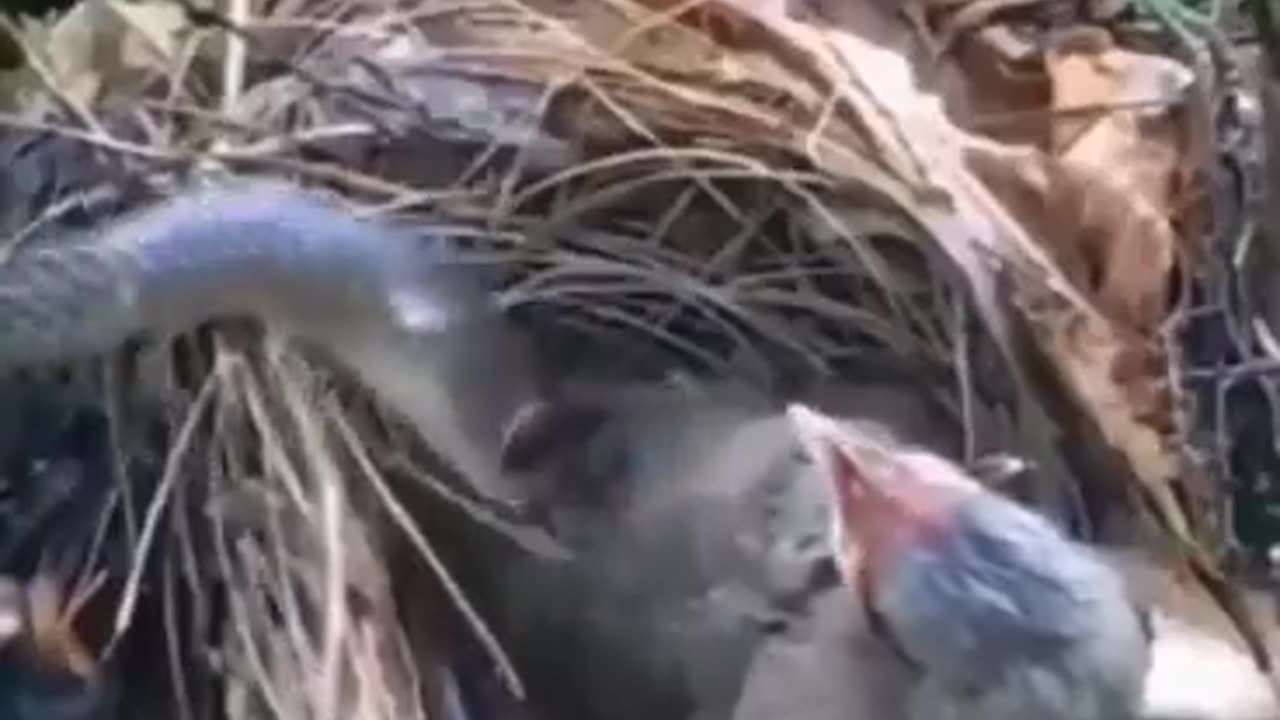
[786,402,1153,720]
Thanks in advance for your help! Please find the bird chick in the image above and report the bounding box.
[785,403,1151,720]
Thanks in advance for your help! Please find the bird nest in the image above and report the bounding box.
[0,0,1272,717]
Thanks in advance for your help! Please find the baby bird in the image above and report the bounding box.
[785,403,1152,720]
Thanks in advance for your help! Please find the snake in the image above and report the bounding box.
[0,179,542,509]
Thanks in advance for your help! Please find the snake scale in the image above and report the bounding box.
[0,180,541,507]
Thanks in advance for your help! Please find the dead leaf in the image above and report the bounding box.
[105,0,188,70]
[961,27,1195,540]
[24,575,97,683]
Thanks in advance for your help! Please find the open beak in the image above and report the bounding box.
[786,404,900,501]
[785,403,955,581]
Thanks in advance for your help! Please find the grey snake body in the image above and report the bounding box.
[0,181,539,506]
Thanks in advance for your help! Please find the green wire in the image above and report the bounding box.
[1135,0,1223,49]
[1144,0,1222,26]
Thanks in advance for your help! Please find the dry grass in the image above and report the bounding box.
[0,0,1264,716]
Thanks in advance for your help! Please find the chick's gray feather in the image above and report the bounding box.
[877,490,1150,719]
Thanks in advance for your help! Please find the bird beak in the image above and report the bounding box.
[785,403,953,579]
[785,404,898,498]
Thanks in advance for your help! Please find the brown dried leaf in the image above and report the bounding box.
[16,0,192,111]
[104,0,187,71]
[24,575,98,683]
[963,27,1199,541]
[1042,28,1191,329]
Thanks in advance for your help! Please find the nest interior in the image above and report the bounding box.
[0,0,1276,717]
